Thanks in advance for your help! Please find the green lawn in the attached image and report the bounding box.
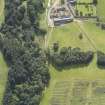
[0,0,4,24]
[0,52,8,105]
[83,21,105,52]
[48,22,94,51]
[0,0,8,104]
[97,0,105,22]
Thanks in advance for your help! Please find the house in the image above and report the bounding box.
[54,16,73,26]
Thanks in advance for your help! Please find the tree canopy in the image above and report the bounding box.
[0,0,50,105]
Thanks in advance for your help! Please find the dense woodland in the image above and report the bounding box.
[0,0,50,105]
[49,47,94,69]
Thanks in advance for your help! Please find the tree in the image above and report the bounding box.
[22,17,31,29]
[97,51,105,67]
[80,11,83,16]
[53,42,59,52]
[61,0,65,4]
[19,5,26,14]
[79,33,83,39]
[93,0,98,5]
[51,47,94,68]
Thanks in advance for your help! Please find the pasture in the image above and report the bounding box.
[0,52,8,105]
[0,0,8,104]
[47,20,105,52]
[97,0,105,22]
[83,21,105,52]
[48,22,94,51]
[0,0,4,23]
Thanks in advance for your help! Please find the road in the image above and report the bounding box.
[45,27,54,48]
[45,0,60,48]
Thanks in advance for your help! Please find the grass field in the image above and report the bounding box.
[0,0,4,24]
[46,18,105,53]
[0,0,8,104]
[0,52,8,105]
[97,0,105,22]
[83,21,105,52]
[48,22,94,51]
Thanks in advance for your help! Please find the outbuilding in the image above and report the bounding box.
[54,16,73,26]
[67,0,77,4]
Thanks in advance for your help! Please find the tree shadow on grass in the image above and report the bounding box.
[51,63,90,71]
[97,65,105,70]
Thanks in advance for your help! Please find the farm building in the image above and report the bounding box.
[50,5,73,26]
[67,0,77,4]
[54,16,73,26]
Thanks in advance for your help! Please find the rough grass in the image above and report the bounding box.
[48,22,94,51]
[0,53,8,105]
[97,0,105,22]
[83,21,105,52]
[0,0,4,24]
[0,0,8,104]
